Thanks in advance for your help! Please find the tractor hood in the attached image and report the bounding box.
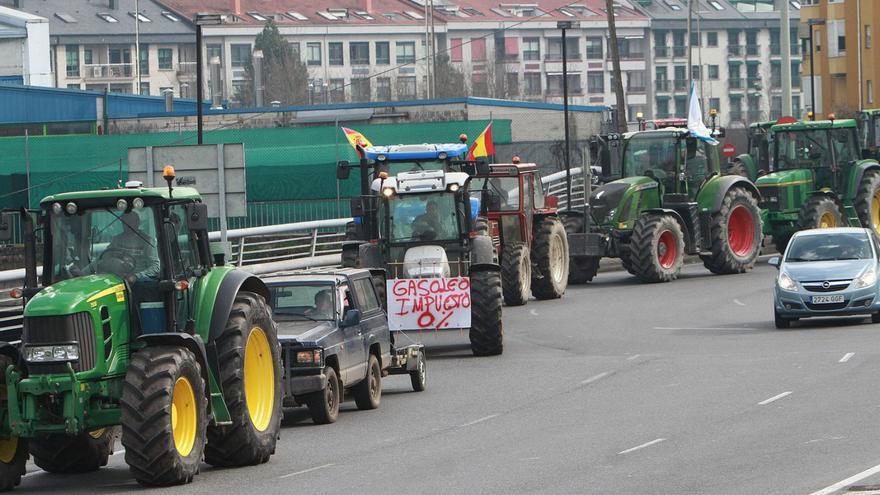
[590,177,657,225]
[755,168,813,187]
[25,275,127,317]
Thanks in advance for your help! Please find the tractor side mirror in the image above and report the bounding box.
[185,203,208,231]
[0,213,12,241]
[768,256,781,269]
[337,161,351,180]
[474,161,491,176]
[545,195,559,208]
[341,308,361,327]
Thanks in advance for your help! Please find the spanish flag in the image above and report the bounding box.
[466,123,495,161]
[341,127,372,152]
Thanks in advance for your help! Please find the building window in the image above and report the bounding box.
[65,45,79,77]
[691,65,700,80]
[524,72,541,95]
[207,44,222,64]
[547,37,580,60]
[674,95,687,118]
[616,37,644,59]
[471,38,486,61]
[708,65,719,79]
[522,37,540,61]
[505,72,519,96]
[83,48,92,66]
[627,71,646,92]
[376,42,390,64]
[230,44,250,68]
[656,98,670,118]
[158,48,173,70]
[329,79,345,103]
[349,42,369,65]
[674,65,687,90]
[673,30,687,56]
[869,80,875,104]
[139,45,149,75]
[397,76,417,99]
[585,37,603,59]
[450,38,463,62]
[709,97,720,113]
[376,77,391,100]
[396,42,415,64]
[329,42,343,65]
[587,72,604,94]
[307,42,322,65]
[547,74,581,95]
[690,31,700,47]
[707,31,718,47]
[866,25,873,49]
[140,82,150,95]
[352,78,371,101]
[472,73,488,97]
[67,83,81,89]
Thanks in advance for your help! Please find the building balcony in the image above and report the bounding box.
[729,78,745,90]
[544,53,582,62]
[728,45,744,57]
[177,61,196,80]
[747,110,763,122]
[730,110,744,121]
[673,79,688,91]
[83,63,133,81]
[654,46,669,58]
[747,77,762,89]
[655,80,671,92]
[546,88,583,96]
[672,45,686,58]
[746,45,760,56]
[627,85,646,93]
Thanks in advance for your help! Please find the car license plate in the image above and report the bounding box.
[811,295,845,304]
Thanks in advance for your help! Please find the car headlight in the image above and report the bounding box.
[854,266,877,288]
[23,344,79,362]
[778,272,798,292]
[295,348,323,367]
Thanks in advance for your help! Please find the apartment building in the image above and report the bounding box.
[800,0,879,116]
[2,0,197,96]
[636,0,804,127]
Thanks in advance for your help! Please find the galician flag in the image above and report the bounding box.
[687,83,718,145]
[341,127,372,151]
[466,122,495,160]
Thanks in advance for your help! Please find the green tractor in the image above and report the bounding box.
[857,109,880,160]
[568,129,763,283]
[0,171,282,489]
[729,121,776,180]
[756,118,880,252]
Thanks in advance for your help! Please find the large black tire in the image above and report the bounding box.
[352,354,382,410]
[121,346,207,486]
[0,355,27,491]
[31,427,116,473]
[530,217,569,299]
[561,215,600,284]
[701,187,762,274]
[798,195,845,230]
[410,350,427,392]
[205,292,282,467]
[630,214,685,283]
[501,242,531,306]
[619,245,637,275]
[726,159,749,178]
[469,270,503,356]
[855,170,880,234]
[775,311,791,329]
[305,366,339,424]
[773,235,791,255]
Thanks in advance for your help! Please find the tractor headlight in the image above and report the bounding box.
[382,187,395,198]
[65,202,77,215]
[777,272,798,292]
[116,198,128,211]
[854,266,877,288]
[448,183,460,192]
[132,197,144,209]
[295,348,323,367]
[23,344,79,363]
[51,202,63,215]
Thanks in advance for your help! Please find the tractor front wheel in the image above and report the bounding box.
[531,217,569,299]
[501,242,531,306]
[0,356,27,491]
[30,427,116,473]
[469,270,503,356]
[205,292,282,467]
[701,187,762,274]
[121,346,207,486]
[799,195,844,230]
[630,214,685,283]
[855,170,880,234]
[562,215,600,284]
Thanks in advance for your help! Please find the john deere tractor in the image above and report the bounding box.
[567,128,763,283]
[0,171,282,489]
[857,109,880,160]
[729,121,776,180]
[756,118,880,252]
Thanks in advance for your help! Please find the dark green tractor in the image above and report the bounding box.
[756,118,880,252]
[729,121,776,180]
[857,109,880,160]
[0,173,282,489]
[567,129,763,283]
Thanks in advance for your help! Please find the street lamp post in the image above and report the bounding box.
[557,20,579,211]
[807,19,825,121]
[194,13,223,144]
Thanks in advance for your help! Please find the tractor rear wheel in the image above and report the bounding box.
[726,159,749,178]
[121,346,206,486]
[630,214,685,283]
[701,187,762,274]
[205,292,282,467]
[31,427,116,473]
[799,195,844,230]
[501,242,531,306]
[531,217,569,299]
[0,355,27,491]
[855,170,880,234]
[562,215,600,284]
[469,270,503,356]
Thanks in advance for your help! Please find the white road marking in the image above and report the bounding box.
[618,438,666,455]
[627,354,641,361]
[529,309,539,316]
[654,326,759,331]
[580,372,610,385]
[840,352,855,363]
[279,463,335,479]
[459,414,499,428]
[758,391,792,405]
[807,463,880,495]
[733,299,746,306]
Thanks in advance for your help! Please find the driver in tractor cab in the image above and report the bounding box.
[412,200,445,240]
[86,211,160,283]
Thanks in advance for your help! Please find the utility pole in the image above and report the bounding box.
[559,21,574,206]
[134,0,141,93]
[429,0,437,99]
[686,0,693,100]
[781,0,793,116]
[606,0,627,132]
[423,3,432,98]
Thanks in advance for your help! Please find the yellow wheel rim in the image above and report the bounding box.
[88,428,106,440]
[171,377,197,457]
[0,438,17,464]
[244,327,275,432]
[819,211,837,229]
[872,191,880,231]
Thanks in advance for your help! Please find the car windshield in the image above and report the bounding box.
[49,205,159,283]
[270,284,337,321]
[785,232,873,262]
[384,192,462,243]
[473,177,520,212]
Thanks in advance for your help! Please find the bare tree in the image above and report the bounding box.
[606,0,627,133]
[237,20,309,106]
[433,54,468,98]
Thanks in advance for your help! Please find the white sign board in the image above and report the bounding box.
[387,277,471,331]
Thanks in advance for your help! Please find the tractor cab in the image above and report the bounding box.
[857,109,880,160]
[588,133,623,182]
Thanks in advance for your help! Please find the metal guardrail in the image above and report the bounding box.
[542,167,587,211]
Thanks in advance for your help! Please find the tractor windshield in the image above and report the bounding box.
[270,284,339,322]
[383,192,463,243]
[49,206,160,283]
[622,134,713,190]
[474,177,520,212]
[773,128,859,170]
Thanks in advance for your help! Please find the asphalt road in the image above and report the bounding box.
[15,259,880,495]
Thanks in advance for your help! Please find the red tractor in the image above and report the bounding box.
[472,161,570,306]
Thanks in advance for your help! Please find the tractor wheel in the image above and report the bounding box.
[561,215,600,284]
[31,427,116,473]
[205,292,282,467]
[701,187,762,274]
[799,195,844,230]
[619,245,637,275]
[121,346,206,486]
[855,170,880,234]
[0,355,27,491]
[469,270,503,356]
[305,366,339,425]
[630,214,685,283]
[352,354,382,410]
[530,217,570,300]
[773,235,791,255]
[726,159,749,178]
[501,242,531,306]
